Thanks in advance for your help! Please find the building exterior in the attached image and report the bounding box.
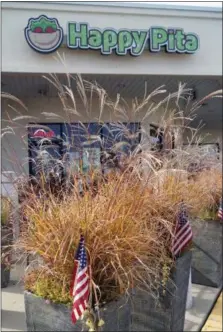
[1,1,222,184]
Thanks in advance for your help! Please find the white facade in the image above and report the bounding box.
[2,2,222,76]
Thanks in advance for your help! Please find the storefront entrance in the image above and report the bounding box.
[1,72,222,177]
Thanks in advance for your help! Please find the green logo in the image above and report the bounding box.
[149,27,199,53]
[25,15,63,53]
[25,16,199,55]
[67,23,199,55]
[67,23,148,56]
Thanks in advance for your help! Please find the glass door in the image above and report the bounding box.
[62,123,101,174]
[28,124,63,177]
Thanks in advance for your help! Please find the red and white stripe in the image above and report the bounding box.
[71,262,90,324]
[218,206,223,220]
[172,220,193,257]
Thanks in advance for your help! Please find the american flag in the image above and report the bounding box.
[171,203,193,257]
[71,235,90,324]
[217,199,222,220]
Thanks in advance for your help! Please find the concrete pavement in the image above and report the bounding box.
[202,293,222,331]
[2,264,26,332]
[184,285,222,331]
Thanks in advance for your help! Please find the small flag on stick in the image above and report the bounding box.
[172,203,193,257]
[217,198,222,220]
[71,235,90,324]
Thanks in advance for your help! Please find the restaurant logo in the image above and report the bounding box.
[33,129,55,138]
[25,15,63,53]
[67,24,199,55]
[25,15,199,55]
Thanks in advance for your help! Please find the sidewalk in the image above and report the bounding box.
[2,264,26,332]
[185,285,222,331]
[1,264,222,331]
[202,293,222,331]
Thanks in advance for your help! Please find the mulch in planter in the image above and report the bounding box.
[25,251,191,332]
[191,219,222,288]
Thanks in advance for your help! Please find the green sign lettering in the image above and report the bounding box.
[150,28,168,51]
[175,30,185,52]
[88,29,102,49]
[68,23,88,48]
[102,29,117,54]
[149,27,199,54]
[185,33,199,53]
[56,20,200,55]
[131,31,148,56]
[117,30,133,55]
[166,30,175,52]
[25,16,199,55]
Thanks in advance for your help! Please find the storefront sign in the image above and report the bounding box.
[25,15,63,53]
[25,15,199,55]
[33,129,55,138]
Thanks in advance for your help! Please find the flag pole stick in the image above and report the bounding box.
[186,267,193,310]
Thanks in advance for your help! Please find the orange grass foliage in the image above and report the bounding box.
[20,171,178,304]
[184,168,222,217]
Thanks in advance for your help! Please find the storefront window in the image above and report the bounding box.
[149,124,175,151]
[28,122,141,177]
[150,124,163,151]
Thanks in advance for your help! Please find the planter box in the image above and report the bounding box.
[1,226,13,246]
[1,226,13,288]
[1,264,10,288]
[191,219,222,288]
[25,252,191,332]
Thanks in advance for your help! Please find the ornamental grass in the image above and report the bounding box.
[184,167,222,219]
[1,71,222,307]
[20,171,176,304]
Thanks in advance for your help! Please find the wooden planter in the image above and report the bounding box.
[1,226,13,288]
[25,251,191,332]
[191,219,222,288]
